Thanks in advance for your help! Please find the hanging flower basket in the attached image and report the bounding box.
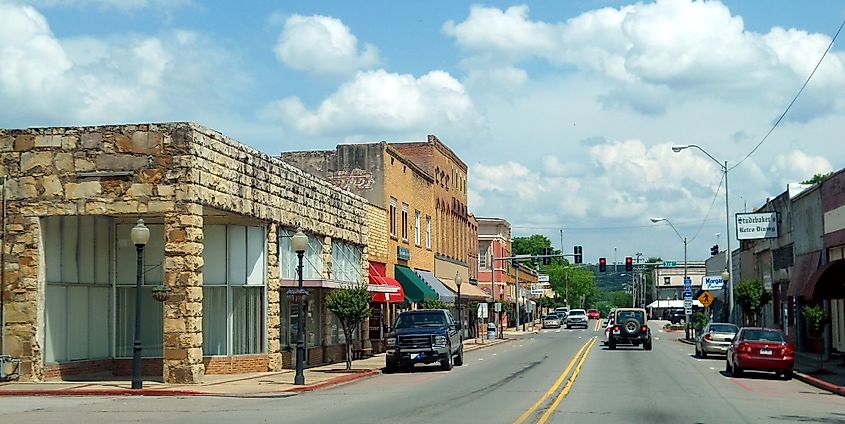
[151,286,172,302]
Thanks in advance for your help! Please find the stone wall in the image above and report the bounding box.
[0,122,370,383]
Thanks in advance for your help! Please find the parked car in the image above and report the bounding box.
[694,323,738,358]
[587,309,600,320]
[385,309,463,373]
[554,307,570,319]
[542,314,562,329]
[726,327,794,380]
[607,308,652,350]
[666,309,686,324]
[565,309,588,329]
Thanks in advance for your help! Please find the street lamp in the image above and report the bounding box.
[455,272,463,337]
[650,217,691,340]
[130,219,149,390]
[672,144,733,323]
[288,229,309,385]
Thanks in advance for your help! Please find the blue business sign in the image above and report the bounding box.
[397,246,411,261]
[702,276,725,290]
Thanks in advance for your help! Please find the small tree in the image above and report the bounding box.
[326,285,372,370]
[420,299,449,310]
[734,279,772,326]
[802,304,827,370]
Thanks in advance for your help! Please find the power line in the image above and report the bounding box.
[512,219,723,232]
[688,173,724,244]
[731,17,845,171]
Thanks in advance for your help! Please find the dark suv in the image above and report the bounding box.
[385,309,464,372]
[607,308,652,350]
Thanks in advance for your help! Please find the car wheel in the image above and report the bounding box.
[384,361,397,374]
[725,359,732,374]
[694,345,701,358]
[441,345,453,371]
[782,370,793,380]
[732,363,743,377]
[644,339,652,350]
[454,346,464,366]
[608,340,616,350]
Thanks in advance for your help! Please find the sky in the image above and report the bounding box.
[2,0,844,267]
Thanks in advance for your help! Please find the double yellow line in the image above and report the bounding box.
[513,336,598,424]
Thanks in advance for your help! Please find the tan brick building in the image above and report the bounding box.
[0,123,387,383]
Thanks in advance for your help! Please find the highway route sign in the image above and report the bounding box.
[698,291,715,308]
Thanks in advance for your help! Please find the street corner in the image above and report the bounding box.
[283,369,381,393]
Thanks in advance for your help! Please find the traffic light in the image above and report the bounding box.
[542,247,551,265]
[599,257,607,272]
[625,257,633,272]
[512,258,519,268]
[710,245,719,256]
[574,245,583,264]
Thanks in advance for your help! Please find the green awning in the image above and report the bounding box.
[394,265,438,303]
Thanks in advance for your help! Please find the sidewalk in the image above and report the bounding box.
[0,336,515,397]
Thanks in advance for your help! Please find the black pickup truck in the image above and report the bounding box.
[385,309,464,372]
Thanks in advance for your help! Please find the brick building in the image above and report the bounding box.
[0,123,390,383]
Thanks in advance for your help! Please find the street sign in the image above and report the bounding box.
[538,275,550,283]
[684,287,693,298]
[702,276,724,290]
[663,261,677,267]
[698,291,715,308]
[684,299,693,314]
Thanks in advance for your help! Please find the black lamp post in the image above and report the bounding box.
[455,272,463,336]
[287,229,309,385]
[130,219,149,390]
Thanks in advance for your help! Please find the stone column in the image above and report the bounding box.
[266,223,282,371]
[162,203,204,384]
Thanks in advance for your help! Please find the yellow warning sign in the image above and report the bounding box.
[698,291,715,308]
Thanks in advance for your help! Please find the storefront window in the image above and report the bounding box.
[278,228,324,280]
[202,224,266,356]
[331,240,362,283]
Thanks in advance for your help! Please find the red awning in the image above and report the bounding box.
[370,275,405,303]
[787,251,820,298]
[803,259,845,300]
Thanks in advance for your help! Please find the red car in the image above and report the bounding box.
[587,309,600,320]
[726,327,794,380]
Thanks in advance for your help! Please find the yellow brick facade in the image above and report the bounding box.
[367,203,390,264]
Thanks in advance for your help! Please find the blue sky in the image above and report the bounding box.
[3,0,845,265]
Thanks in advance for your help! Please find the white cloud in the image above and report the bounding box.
[267,69,482,138]
[770,149,833,186]
[274,14,379,77]
[444,0,845,117]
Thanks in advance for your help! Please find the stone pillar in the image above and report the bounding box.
[3,215,43,381]
[266,223,282,371]
[162,203,205,384]
[321,289,332,362]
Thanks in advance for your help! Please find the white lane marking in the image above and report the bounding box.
[492,353,497,356]
[709,367,715,370]
[478,358,484,361]
[578,336,582,339]
[654,337,660,340]
[519,344,524,347]
[556,330,561,333]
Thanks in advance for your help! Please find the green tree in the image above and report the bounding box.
[801,172,833,185]
[512,235,556,257]
[326,285,372,370]
[734,279,771,326]
[602,290,632,308]
[420,299,449,310]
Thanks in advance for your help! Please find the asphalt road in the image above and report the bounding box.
[2,321,844,424]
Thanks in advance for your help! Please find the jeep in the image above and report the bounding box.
[607,308,652,350]
[385,309,464,372]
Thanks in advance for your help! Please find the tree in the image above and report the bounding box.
[326,285,372,370]
[801,172,833,185]
[420,299,449,310]
[512,235,555,257]
[802,304,827,370]
[734,279,771,326]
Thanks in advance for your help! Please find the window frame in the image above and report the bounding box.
[389,197,397,238]
[401,203,409,241]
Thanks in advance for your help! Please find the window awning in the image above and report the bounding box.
[802,259,845,300]
[787,251,821,298]
[368,263,404,303]
[415,269,456,304]
[439,278,491,302]
[395,265,438,303]
[646,299,703,308]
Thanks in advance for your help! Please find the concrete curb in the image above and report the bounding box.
[677,337,695,345]
[794,372,845,397]
[283,369,380,393]
[0,388,214,397]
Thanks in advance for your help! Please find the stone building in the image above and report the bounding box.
[0,122,390,383]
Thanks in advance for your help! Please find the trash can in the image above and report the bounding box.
[487,323,496,339]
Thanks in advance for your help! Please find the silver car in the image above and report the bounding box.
[565,309,588,329]
[542,314,562,329]
[695,323,738,357]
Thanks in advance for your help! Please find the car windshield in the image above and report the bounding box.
[545,314,559,320]
[709,324,738,333]
[569,310,585,316]
[395,312,447,328]
[741,329,785,342]
[616,311,645,321]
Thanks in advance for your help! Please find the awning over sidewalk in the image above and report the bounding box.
[787,251,821,298]
[395,265,438,303]
[439,278,491,302]
[369,262,404,303]
[647,299,703,308]
[415,269,456,304]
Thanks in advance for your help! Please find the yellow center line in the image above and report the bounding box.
[594,319,601,331]
[512,338,592,424]
[537,337,598,424]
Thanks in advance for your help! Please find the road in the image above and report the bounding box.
[2,320,844,423]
